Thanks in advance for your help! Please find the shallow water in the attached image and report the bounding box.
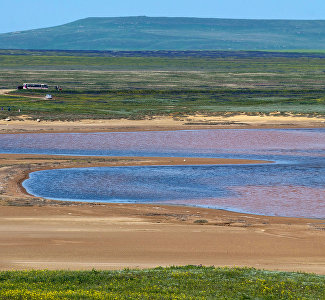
[1,128,324,159]
[1,128,324,218]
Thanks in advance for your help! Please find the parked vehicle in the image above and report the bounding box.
[23,83,48,89]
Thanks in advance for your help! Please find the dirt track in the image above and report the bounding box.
[0,89,14,95]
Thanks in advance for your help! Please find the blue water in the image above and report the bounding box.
[22,159,325,218]
[1,128,324,218]
[1,128,324,160]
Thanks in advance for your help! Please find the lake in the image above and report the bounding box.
[1,128,324,218]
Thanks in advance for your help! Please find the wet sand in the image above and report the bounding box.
[0,152,324,274]
[0,204,324,274]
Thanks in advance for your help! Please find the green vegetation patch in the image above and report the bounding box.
[1,51,325,120]
[0,266,324,299]
[2,53,325,73]
[1,88,324,121]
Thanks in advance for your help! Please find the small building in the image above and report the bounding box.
[23,83,48,90]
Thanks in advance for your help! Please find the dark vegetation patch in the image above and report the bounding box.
[193,219,209,224]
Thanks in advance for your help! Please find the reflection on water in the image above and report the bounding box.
[23,161,325,218]
[1,128,324,218]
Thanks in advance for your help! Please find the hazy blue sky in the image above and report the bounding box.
[1,0,325,33]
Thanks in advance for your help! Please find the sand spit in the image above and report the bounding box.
[0,153,271,206]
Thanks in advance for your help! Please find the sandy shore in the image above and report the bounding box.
[0,113,325,134]
[0,204,324,274]
[0,152,324,274]
[0,115,324,274]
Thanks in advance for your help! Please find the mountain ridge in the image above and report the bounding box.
[1,16,325,50]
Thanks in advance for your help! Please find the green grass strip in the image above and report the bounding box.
[0,266,324,299]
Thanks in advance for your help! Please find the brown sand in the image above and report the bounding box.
[0,204,324,274]
[0,113,324,274]
[0,113,325,134]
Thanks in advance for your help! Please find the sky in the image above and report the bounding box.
[1,0,325,33]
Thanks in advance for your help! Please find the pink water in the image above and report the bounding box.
[3,128,324,218]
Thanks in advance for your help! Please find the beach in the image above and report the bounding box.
[0,118,324,274]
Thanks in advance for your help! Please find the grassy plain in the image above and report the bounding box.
[0,266,324,299]
[0,50,325,120]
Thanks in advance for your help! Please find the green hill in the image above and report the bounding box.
[1,16,325,50]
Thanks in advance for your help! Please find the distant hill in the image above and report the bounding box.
[1,17,325,50]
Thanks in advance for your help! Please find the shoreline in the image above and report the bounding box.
[0,153,271,206]
[0,114,324,134]
[2,152,322,221]
[18,156,321,221]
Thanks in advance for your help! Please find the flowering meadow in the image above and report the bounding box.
[0,266,324,299]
